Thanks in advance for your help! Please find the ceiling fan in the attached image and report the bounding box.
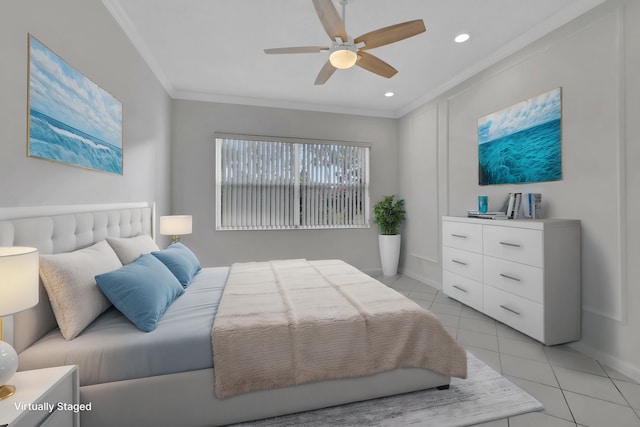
[264,0,426,85]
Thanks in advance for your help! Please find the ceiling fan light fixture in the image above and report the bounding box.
[265,1,426,84]
[329,48,358,69]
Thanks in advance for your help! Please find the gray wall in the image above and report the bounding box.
[171,100,398,272]
[399,0,640,381]
[0,0,171,222]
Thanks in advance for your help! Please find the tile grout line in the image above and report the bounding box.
[548,361,578,425]
[543,345,579,425]
[598,358,640,417]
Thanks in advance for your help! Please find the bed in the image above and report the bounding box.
[0,202,467,427]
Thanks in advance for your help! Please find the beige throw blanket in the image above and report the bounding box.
[212,259,467,398]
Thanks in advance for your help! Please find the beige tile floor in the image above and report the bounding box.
[377,274,640,427]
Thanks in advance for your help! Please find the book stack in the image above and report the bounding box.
[506,193,522,219]
[523,193,542,219]
[467,210,508,220]
[506,192,542,219]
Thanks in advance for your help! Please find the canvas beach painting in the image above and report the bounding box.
[28,35,123,174]
[478,88,562,185]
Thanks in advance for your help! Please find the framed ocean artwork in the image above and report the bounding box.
[27,35,123,174]
[478,88,562,185]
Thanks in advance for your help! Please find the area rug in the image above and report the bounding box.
[235,352,543,426]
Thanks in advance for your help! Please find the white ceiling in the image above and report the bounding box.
[102,0,604,118]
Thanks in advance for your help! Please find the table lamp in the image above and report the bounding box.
[0,247,39,400]
[160,215,192,244]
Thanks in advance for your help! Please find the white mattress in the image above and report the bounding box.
[18,267,229,386]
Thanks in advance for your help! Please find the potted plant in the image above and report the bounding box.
[373,195,406,276]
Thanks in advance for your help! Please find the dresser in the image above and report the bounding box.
[442,216,581,345]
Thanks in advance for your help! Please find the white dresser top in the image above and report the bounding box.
[442,216,580,230]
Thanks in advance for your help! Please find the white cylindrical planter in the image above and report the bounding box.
[378,234,401,276]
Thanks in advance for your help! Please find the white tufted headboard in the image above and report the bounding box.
[0,202,155,353]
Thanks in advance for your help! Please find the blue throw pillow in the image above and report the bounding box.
[151,242,201,287]
[95,254,184,332]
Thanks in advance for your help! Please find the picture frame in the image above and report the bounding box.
[478,88,562,185]
[27,34,123,174]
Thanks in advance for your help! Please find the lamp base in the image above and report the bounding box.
[0,384,16,400]
[0,340,19,400]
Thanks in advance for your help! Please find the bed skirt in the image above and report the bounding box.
[79,366,449,427]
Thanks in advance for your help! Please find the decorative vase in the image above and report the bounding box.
[0,340,18,400]
[378,234,401,276]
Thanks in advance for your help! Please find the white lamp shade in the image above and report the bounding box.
[160,215,193,236]
[329,49,358,69]
[0,247,39,317]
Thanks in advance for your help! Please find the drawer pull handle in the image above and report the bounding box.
[500,305,521,316]
[452,285,468,293]
[451,234,468,239]
[499,273,521,282]
[499,241,521,248]
[452,259,468,266]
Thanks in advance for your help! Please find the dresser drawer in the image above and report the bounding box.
[483,225,543,267]
[442,246,483,281]
[484,285,544,342]
[442,221,483,253]
[483,256,544,303]
[443,271,483,312]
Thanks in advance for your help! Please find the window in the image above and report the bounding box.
[215,135,370,230]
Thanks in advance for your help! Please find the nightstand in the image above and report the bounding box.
[0,365,79,427]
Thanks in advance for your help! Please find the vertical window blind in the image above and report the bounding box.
[215,135,370,230]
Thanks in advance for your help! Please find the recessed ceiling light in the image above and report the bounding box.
[454,33,470,43]
[384,91,394,97]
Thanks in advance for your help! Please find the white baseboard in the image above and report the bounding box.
[362,268,383,277]
[400,270,442,291]
[569,341,640,384]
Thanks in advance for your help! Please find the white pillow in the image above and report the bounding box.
[39,240,123,340]
[106,234,159,265]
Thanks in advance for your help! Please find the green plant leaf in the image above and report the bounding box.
[373,195,406,235]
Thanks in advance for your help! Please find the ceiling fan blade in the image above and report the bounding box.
[314,60,337,85]
[264,46,329,54]
[356,51,397,78]
[355,19,426,50]
[312,0,347,42]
